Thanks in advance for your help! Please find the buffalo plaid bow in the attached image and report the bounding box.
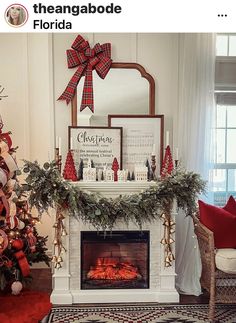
[58,35,112,112]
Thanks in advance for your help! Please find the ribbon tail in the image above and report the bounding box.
[80,64,94,113]
[58,64,86,104]
[14,250,30,277]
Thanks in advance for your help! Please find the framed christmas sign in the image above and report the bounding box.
[69,126,122,170]
[108,115,164,174]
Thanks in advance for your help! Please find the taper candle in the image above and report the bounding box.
[70,137,73,150]
[56,136,59,148]
[166,131,169,147]
[152,144,156,156]
[175,148,179,160]
[58,137,61,155]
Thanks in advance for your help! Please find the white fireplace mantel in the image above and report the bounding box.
[72,181,157,196]
[51,181,179,304]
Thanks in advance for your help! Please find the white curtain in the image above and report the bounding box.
[175,33,216,296]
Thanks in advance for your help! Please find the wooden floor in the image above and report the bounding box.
[30,268,210,304]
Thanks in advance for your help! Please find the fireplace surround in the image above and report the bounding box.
[51,182,179,304]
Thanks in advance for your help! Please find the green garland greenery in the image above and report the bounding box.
[18,160,206,231]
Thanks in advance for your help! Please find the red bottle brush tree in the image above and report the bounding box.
[161,145,174,178]
[63,150,77,181]
[112,157,119,182]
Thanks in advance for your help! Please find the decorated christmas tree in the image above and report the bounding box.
[63,150,77,181]
[0,114,50,294]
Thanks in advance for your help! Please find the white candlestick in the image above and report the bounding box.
[70,137,73,150]
[56,136,59,148]
[152,144,156,156]
[58,137,61,155]
[175,148,179,160]
[166,131,169,147]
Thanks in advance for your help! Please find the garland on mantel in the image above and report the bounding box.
[18,160,206,268]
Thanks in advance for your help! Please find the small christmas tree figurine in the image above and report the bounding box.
[127,171,131,181]
[161,145,174,178]
[78,159,84,180]
[131,171,135,181]
[145,159,151,181]
[112,157,119,181]
[63,150,77,181]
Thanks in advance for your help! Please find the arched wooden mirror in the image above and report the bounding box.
[71,62,155,126]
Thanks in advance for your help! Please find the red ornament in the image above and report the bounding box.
[11,239,24,250]
[112,157,119,182]
[63,151,77,181]
[5,260,13,268]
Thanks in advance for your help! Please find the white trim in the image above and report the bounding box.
[216,56,236,63]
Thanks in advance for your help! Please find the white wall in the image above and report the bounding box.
[54,33,179,154]
[0,33,54,254]
[0,32,179,255]
[0,33,30,160]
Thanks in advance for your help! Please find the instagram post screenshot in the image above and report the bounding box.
[0,0,235,322]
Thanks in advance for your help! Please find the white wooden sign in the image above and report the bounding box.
[69,126,122,170]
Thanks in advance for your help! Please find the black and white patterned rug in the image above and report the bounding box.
[46,303,236,323]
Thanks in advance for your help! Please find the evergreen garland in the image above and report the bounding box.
[19,161,206,231]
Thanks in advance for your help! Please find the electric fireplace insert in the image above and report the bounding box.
[81,230,150,289]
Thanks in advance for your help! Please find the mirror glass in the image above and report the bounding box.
[76,68,149,126]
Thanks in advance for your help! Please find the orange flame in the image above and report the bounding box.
[87,257,142,280]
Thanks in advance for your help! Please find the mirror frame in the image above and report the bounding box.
[71,62,155,126]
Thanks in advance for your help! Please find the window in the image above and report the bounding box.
[216,34,236,56]
[213,34,236,206]
[213,95,236,206]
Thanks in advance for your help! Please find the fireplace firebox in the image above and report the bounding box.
[81,231,149,289]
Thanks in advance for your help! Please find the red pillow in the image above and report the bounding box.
[223,195,236,215]
[198,200,236,248]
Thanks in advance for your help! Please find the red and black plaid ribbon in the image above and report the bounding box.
[58,35,112,112]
